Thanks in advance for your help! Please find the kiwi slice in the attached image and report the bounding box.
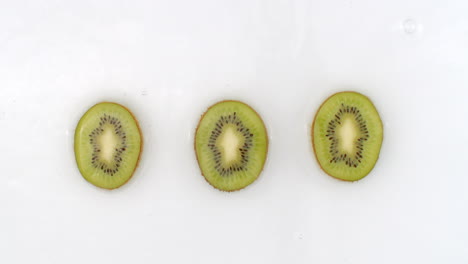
[312,92,383,181]
[74,102,142,189]
[195,100,268,191]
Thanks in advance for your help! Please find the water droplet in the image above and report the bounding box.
[8,178,19,189]
[174,89,184,97]
[294,232,304,240]
[403,19,417,34]
[144,207,154,216]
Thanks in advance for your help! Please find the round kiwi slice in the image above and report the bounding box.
[74,102,142,189]
[312,92,383,181]
[195,100,268,192]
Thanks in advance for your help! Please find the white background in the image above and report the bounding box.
[1,0,467,263]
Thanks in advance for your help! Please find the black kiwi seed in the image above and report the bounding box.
[326,103,370,168]
[88,114,128,176]
[207,114,253,176]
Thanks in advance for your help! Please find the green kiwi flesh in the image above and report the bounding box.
[195,100,268,191]
[312,92,383,181]
[74,102,142,189]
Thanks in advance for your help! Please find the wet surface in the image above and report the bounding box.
[0,0,467,263]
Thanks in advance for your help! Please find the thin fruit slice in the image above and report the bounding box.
[195,100,268,191]
[74,102,142,189]
[312,91,383,181]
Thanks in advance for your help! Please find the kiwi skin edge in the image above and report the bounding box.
[311,91,384,182]
[194,100,269,192]
[74,102,144,190]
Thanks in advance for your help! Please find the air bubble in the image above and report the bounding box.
[294,232,304,240]
[403,19,417,34]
